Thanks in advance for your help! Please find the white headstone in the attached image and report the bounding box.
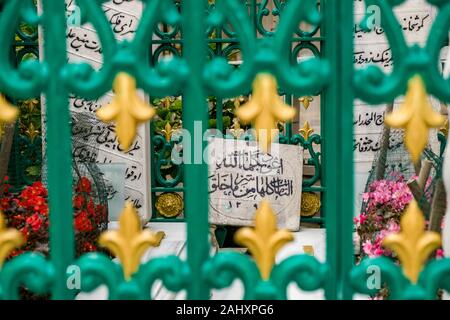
[40,0,151,219]
[208,137,303,231]
[353,0,439,215]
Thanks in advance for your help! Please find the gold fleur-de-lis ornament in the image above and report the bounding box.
[25,122,40,142]
[299,96,314,110]
[229,118,244,139]
[161,122,175,142]
[383,200,441,283]
[439,119,449,139]
[23,98,39,113]
[96,73,156,150]
[235,200,294,280]
[299,121,314,141]
[0,211,24,268]
[163,97,173,109]
[99,202,165,280]
[235,74,296,152]
[385,75,445,163]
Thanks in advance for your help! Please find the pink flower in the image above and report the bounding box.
[372,247,384,256]
[363,177,413,214]
[362,192,370,202]
[354,214,367,226]
[359,215,367,226]
[387,221,400,233]
[362,241,371,255]
[436,249,444,259]
[362,240,382,257]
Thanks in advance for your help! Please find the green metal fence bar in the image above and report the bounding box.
[41,0,74,299]
[322,0,354,300]
[1,0,449,301]
[3,1,41,192]
[150,0,326,224]
[182,0,210,300]
[348,0,450,300]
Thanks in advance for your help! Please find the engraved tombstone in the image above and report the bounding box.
[39,0,151,219]
[208,137,303,231]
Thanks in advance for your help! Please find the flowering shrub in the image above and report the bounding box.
[0,176,107,258]
[356,172,442,259]
[362,175,414,216]
[356,173,413,258]
[355,172,444,298]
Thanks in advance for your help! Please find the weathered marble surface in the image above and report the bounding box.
[39,0,151,218]
[208,138,303,231]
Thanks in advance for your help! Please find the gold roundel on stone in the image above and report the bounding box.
[300,192,321,217]
[155,193,184,218]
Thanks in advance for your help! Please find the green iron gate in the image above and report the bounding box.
[149,0,324,225]
[0,0,449,300]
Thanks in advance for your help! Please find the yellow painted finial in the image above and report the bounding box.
[383,200,441,283]
[299,121,314,140]
[0,94,19,138]
[0,211,24,268]
[299,96,313,110]
[161,122,174,142]
[235,74,296,152]
[96,73,156,151]
[384,75,445,163]
[234,200,294,280]
[439,119,449,138]
[98,202,165,280]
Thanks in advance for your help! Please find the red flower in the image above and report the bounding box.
[26,214,43,232]
[77,177,92,194]
[1,177,107,259]
[9,249,24,258]
[31,182,47,197]
[32,196,48,214]
[87,198,95,216]
[73,195,85,210]
[20,182,48,202]
[74,211,93,232]
[0,197,10,210]
[96,204,107,220]
[1,183,11,195]
[20,226,29,242]
[82,242,97,252]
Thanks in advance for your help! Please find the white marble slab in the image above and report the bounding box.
[39,0,152,218]
[208,138,303,231]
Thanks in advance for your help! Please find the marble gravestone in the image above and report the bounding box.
[352,0,442,214]
[294,0,442,217]
[208,138,303,231]
[39,0,152,219]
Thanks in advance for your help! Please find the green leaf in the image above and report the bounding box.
[26,165,41,177]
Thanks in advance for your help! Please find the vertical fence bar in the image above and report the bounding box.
[41,0,74,299]
[150,121,157,220]
[322,0,354,299]
[182,0,210,299]
[216,97,223,133]
[285,94,293,139]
